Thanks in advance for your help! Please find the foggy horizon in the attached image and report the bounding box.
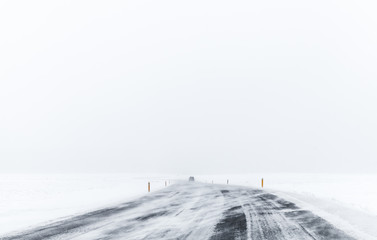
[1,0,377,174]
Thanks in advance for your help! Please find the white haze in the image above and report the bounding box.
[1,0,377,174]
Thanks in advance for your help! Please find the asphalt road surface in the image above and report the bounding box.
[1,182,355,240]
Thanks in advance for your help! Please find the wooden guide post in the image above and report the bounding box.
[148,182,150,192]
[261,178,264,188]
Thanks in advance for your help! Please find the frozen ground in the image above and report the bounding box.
[1,182,355,240]
[0,174,376,239]
[0,174,174,236]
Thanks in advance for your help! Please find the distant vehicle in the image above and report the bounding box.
[188,176,195,182]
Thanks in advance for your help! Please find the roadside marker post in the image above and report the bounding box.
[148,182,150,192]
[227,179,229,184]
[261,178,264,188]
[165,181,167,187]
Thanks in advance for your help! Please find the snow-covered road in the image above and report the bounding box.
[1,182,354,240]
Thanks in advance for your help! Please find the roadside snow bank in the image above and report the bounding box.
[274,190,377,240]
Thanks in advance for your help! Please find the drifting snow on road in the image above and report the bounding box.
[1,182,354,240]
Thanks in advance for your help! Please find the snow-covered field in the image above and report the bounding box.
[0,174,177,236]
[1,173,376,239]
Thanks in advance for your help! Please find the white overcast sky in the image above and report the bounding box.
[1,0,377,174]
